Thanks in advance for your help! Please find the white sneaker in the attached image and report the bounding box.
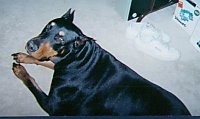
[126,22,171,43]
[126,22,180,61]
[161,31,171,43]
[134,36,180,61]
[140,22,171,43]
[126,22,143,40]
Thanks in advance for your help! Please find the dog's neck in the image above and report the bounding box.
[50,40,93,65]
[53,40,100,71]
[50,55,68,64]
[51,37,95,64]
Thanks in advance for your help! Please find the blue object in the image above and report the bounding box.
[180,9,193,21]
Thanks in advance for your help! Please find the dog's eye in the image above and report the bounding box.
[55,37,65,45]
[58,38,64,42]
[55,31,65,44]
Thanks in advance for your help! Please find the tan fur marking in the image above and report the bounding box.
[50,22,56,26]
[30,42,58,60]
[59,31,65,36]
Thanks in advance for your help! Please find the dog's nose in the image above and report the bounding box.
[26,40,38,52]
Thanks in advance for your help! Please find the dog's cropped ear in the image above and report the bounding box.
[74,36,95,48]
[62,8,75,22]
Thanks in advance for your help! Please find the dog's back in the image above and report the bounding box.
[50,40,190,115]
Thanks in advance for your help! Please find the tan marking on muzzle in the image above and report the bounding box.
[30,42,58,60]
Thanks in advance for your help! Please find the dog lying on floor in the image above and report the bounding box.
[11,9,191,116]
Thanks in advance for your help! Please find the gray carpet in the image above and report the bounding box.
[0,0,200,116]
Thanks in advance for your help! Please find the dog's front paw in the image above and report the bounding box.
[11,52,37,64]
[12,63,31,82]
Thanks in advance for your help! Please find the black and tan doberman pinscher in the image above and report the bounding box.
[11,9,191,116]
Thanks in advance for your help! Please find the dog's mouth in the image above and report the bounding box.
[26,41,58,61]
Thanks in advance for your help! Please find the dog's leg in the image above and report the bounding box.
[12,63,51,114]
[12,52,38,64]
[12,53,54,69]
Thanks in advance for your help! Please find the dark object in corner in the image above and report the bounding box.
[116,0,178,22]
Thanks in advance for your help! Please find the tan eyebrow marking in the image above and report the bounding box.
[59,31,65,36]
[50,22,56,26]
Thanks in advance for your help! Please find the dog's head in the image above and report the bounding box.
[26,9,91,61]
